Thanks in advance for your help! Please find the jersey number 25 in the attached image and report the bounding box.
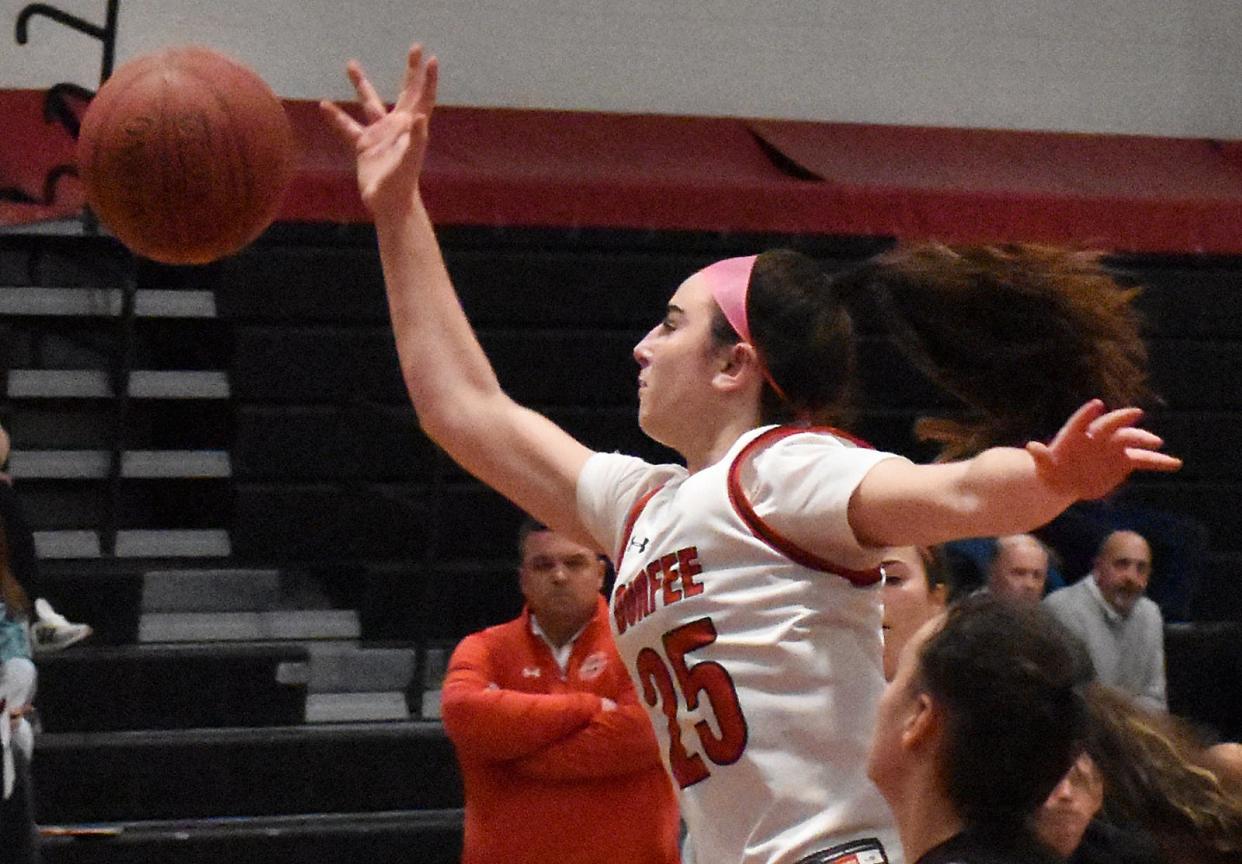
[636,617,749,788]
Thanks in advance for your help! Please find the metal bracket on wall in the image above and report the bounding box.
[3,2,121,207]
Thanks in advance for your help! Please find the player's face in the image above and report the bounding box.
[881,547,946,681]
[1093,531,1151,616]
[868,615,941,797]
[1034,753,1104,858]
[519,530,604,629]
[988,542,1049,605]
[633,273,731,448]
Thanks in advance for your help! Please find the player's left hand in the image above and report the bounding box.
[1026,399,1181,501]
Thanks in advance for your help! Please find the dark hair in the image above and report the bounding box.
[711,248,857,427]
[917,545,951,593]
[915,594,1088,829]
[714,243,1152,458]
[516,515,549,562]
[861,243,1152,458]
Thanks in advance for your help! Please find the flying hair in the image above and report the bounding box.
[847,243,1154,459]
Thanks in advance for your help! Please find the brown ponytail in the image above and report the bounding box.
[859,243,1153,459]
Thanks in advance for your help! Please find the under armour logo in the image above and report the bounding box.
[521,666,542,678]
[629,536,650,554]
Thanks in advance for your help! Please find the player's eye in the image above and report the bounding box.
[880,563,907,585]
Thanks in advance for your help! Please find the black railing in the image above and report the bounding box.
[9,0,130,555]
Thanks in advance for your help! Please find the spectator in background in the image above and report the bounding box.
[440,519,679,864]
[1034,752,1163,864]
[1044,530,1166,713]
[0,424,90,651]
[0,524,39,864]
[988,534,1051,605]
[1035,753,1104,860]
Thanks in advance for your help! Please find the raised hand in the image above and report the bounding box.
[320,43,439,214]
[1026,399,1181,501]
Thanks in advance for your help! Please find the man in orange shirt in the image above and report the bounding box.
[441,519,680,864]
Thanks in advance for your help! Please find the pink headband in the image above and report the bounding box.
[699,255,759,343]
[696,254,793,406]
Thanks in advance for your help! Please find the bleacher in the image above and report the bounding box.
[1,212,1240,862]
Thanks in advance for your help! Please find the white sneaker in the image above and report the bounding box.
[31,599,92,652]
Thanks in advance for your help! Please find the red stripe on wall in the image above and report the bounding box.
[5,88,1242,253]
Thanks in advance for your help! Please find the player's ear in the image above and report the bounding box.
[714,342,762,393]
[901,692,940,751]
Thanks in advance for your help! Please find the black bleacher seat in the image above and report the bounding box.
[233,405,434,482]
[216,249,388,322]
[34,570,142,646]
[1149,341,1242,410]
[359,563,524,643]
[36,644,308,732]
[231,483,433,562]
[1165,621,1242,742]
[34,723,462,823]
[1128,264,1242,339]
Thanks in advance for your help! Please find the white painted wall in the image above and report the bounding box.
[2,0,1241,137]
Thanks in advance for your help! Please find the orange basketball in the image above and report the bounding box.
[77,45,295,265]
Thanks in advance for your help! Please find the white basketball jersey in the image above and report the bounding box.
[577,425,904,864]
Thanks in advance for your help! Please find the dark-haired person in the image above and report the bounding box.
[323,45,1179,864]
[440,520,678,864]
[869,595,1087,864]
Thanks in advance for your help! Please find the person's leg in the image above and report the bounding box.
[0,746,41,864]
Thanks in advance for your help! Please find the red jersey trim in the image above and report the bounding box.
[615,483,666,572]
[726,426,882,587]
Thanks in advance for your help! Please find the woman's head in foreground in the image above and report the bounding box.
[868,594,1087,831]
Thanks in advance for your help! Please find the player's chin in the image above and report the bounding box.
[636,407,672,448]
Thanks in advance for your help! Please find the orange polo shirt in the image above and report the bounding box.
[441,597,680,864]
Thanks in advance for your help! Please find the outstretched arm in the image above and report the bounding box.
[849,400,1182,548]
[321,46,596,544]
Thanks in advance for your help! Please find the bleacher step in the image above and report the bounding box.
[10,449,231,479]
[32,530,101,559]
[0,286,217,318]
[117,530,231,558]
[305,691,411,723]
[305,644,417,693]
[32,530,232,560]
[139,610,361,643]
[141,569,282,613]
[7,370,230,399]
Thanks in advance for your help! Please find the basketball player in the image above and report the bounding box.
[322,45,1180,864]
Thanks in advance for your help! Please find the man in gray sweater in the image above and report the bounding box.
[1043,530,1166,713]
